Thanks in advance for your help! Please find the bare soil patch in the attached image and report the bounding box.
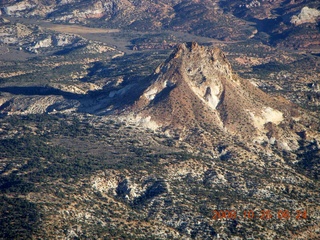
[46,24,120,34]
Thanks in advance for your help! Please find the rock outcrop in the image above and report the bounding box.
[291,7,320,26]
[133,42,306,149]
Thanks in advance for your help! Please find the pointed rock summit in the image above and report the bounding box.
[133,42,308,147]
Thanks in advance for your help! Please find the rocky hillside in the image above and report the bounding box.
[0,111,319,239]
[220,0,320,52]
[133,42,318,153]
[1,0,319,51]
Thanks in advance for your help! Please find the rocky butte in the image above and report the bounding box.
[132,42,318,152]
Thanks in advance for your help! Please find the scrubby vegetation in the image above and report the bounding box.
[0,113,318,239]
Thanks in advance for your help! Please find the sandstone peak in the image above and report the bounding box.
[169,42,229,65]
[133,42,302,147]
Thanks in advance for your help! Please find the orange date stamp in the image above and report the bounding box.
[213,209,307,220]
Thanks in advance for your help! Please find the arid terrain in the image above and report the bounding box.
[0,0,319,239]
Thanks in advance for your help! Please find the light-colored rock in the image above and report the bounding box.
[249,107,283,130]
[34,36,53,48]
[291,7,320,26]
[53,34,75,47]
[3,2,35,15]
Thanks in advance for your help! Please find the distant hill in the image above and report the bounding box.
[1,0,319,51]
